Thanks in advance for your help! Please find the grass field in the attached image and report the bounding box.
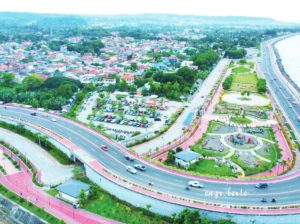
[232,73,258,84]
[189,159,236,177]
[232,66,251,73]
[230,153,274,176]
[230,116,252,124]
[192,146,230,157]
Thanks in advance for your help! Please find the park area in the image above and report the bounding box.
[187,121,282,177]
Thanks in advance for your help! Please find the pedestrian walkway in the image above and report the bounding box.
[0,127,73,186]
[0,144,120,224]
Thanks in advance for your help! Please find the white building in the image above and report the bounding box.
[56,179,90,204]
[174,150,201,169]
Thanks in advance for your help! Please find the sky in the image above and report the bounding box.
[0,0,299,22]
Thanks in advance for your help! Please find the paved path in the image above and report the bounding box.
[0,127,73,186]
[0,144,120,224]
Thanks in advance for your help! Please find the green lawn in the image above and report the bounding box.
[230,153,274,176]
[232,66,251,73]
[76,177,170,224]
[230,116,252,124]
[189,159,236,177]
[232,73,257,84]
[256,140,281,162]
[192,147,230,157]
[45,189,58,197]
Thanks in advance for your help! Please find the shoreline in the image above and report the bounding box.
[271,34,300,95]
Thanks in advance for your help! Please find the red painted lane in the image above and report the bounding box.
[0,145,120,224]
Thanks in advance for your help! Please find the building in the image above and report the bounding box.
[56,179,90,204]
[121,75,135,85]
[102,77,116,86]
[174,150,201,169]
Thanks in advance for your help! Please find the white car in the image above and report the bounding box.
[188,181,204,188]
[51,118,57,122]
[126,166,137,174]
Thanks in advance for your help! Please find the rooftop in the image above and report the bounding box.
[56,179,90,198]
[174,150,201,162]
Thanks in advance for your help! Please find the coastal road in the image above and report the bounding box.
[261,39,300,139]
[2,106,300,214]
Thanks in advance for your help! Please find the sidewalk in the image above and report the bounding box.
[0,127,73,186]
[0,144,120,224]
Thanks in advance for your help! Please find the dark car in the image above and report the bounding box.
[125,154,135,161]
[134,164,146,171]
[255,183,268,189]
[261,198,267,203]
[30,112,37,116]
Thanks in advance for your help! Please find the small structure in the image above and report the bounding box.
[56,179,90,204]
[174,150,201,169]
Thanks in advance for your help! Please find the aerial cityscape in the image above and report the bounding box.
[0,1,300,224]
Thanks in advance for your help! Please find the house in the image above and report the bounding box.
[102,77,116,86]
[56,179,90,204]
[121,75,134,85]
[174,150,201,169]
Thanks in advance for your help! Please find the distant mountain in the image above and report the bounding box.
[85,14,297,27]
[0,12,297,31]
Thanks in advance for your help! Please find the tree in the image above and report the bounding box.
[55,84,73,98]
[257,78,267,93]
[0,89,14,103]
[174,209,201,224]
[222,75,233,90]
[225,49,247,59]
[22,74,44,91]
[146,204,152,211]
[165,150,175,164]
[0,72,15,87]
[77,188,87,207]
[130,62,138,71]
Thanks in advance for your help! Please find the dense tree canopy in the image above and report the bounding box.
[257,78,267,93]
[224,49,247,59]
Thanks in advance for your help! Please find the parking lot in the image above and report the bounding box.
[78,92,183,140]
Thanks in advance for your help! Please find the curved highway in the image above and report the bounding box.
[261,38,300,136]
[1,105,300,214]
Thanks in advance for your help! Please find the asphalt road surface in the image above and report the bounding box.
[2,106,300,209]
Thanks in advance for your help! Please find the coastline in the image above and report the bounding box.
[271,35,300,95]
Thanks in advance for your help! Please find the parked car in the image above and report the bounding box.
[100,145,108,151]
[188,181,204,188]
[126,166,137,174]
[255,183,268,189]
[134,164,146,171]
[125,154,135,161]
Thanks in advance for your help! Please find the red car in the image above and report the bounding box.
[100,145,108,151]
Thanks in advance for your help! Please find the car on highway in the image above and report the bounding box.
[261,198,267,203]
[30,112,37,116]
[134,164,146,171]
[51,118,57,122]
[100,145,108,151]
[126,166,137,174]
[125,154,135,161]
[255,183,268,189]
[188,181,204,188]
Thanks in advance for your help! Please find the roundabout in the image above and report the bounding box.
[222,92,270,107]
